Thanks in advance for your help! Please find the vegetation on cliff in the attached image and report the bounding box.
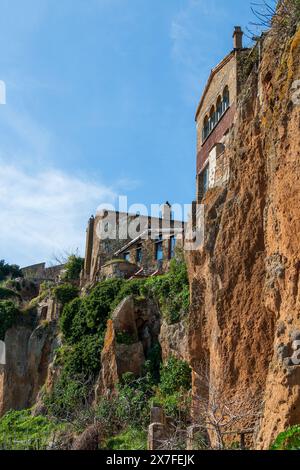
[0,301,20,341]
[0,260,22,282]
[271,425,300,450]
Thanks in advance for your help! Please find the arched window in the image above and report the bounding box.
[223,86,230,112]
[216,96,222,121]
[208,106,215,132]
[202,115,209,141]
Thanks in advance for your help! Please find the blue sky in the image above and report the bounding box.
[0,0,256,267]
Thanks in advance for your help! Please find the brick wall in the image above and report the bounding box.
[196,104,236,174]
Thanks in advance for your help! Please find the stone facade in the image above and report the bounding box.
[21,263,65,283]
[82,203,186,284]
[195,27,250,202]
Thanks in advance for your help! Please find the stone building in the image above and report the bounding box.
[21,262,65,283]
[195,27,250,201]
[82,202,186,283]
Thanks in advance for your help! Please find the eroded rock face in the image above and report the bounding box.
[159,320,188,362]
[187,28,300,449]
[96,296,160,396]
[0,323,59,415]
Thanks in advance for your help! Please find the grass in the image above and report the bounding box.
[104,427,147,450]
[0,409,64,450]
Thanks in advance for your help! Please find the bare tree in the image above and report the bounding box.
[246,0,300,40]
[191,367,263,450]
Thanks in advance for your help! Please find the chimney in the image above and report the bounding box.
[162,201,171,220]
[233,26,243,50]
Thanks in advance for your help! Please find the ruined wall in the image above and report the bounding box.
[188,26,300,449]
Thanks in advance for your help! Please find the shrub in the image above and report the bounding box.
[63,335,104,376]
[83,278,124,330]
[110,279,147,311]
[0,300,19,340]
[144,341,162,384]
[159,357,192,396]
[271,425,300,450]
[43,373,91,420]
[151,356,192,421]
[95,373,154,434]
[63,255,84,281]
[53,283,78,306]
[142,255,189,324]
[59,298,88,344]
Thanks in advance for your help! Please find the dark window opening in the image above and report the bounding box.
[124,252,130,262]
[169,236,176,259]
[136,247,142,264]
[155,235,164,261]
[203,165,209,194]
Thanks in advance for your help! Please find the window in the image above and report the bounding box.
[203,165,209,194]
[202,116,209,141]
[209,106,216,133]
[169,236,176,259]
[155,235,164,261]
[216,96,222,121]
[223,87,230,112]
[136,247,142,264]
[124,252,130,262]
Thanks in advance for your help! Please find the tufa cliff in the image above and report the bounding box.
[187,24,300,449]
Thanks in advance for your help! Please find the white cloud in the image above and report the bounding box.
[0,162,117,267]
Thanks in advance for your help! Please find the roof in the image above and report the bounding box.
[95,205,183,224]
[114,227,184,256]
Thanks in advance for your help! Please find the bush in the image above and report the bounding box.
[43,372,91,420]
[63,255,84,281]
[142,255,189,324]
[95,372,155,434]
[0,409,62,450]
[151,356,192,421]
[63,335,104,376]
[110,279,147,311]
[0,300,19,340]
[83,278,124,330]
[271,425,300,450]
[59,298,88,344]
[53,284,78,306]
[159,357,192,396]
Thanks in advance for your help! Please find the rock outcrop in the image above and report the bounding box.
[0,322,59,416]
[96,296,160,396]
